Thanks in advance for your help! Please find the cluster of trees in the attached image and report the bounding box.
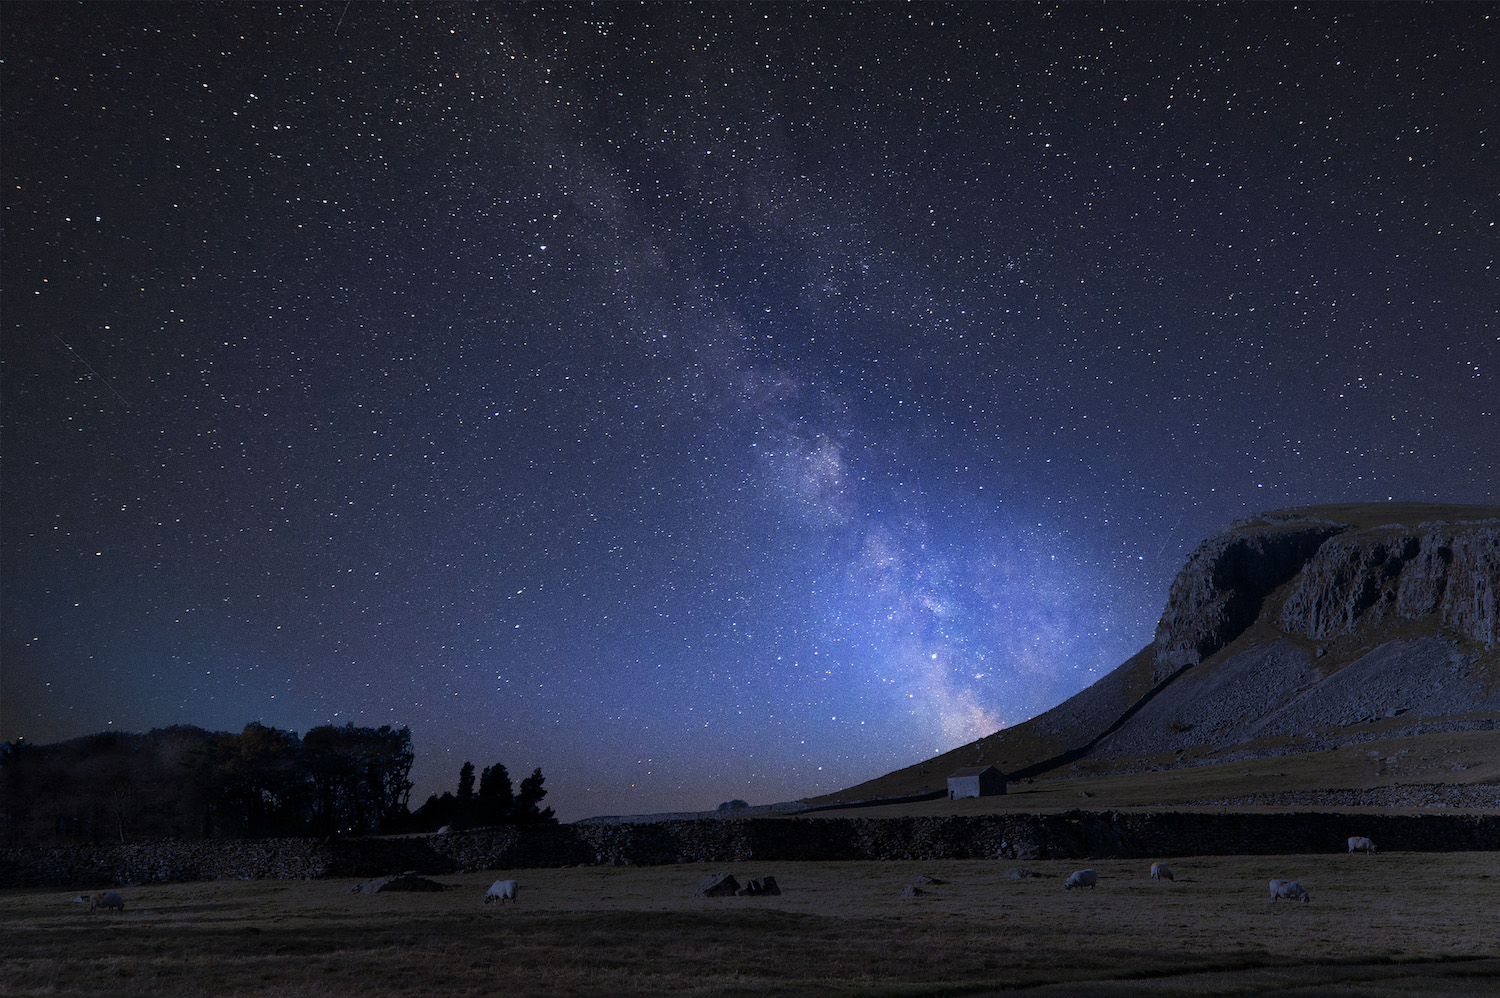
[0,723,555,845]
[411,759,554,830]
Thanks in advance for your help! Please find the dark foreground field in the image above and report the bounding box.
[4,853,1498,996]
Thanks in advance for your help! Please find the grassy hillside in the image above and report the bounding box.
[809,645,1161,804]
[809,728,1500,818]
[816,502,1500,808]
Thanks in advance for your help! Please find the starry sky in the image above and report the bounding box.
[3,2,1496,821]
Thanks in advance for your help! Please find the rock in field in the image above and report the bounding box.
[695,872,740,897]
[735,875,781,896]
[351,871,446,893]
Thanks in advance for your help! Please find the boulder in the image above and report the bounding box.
[351,871,446,894]
[695,872,740,897]
[735,875,781,896]
[1002,868,1048,879]
[900,885,929,898]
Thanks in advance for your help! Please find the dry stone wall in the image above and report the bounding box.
[6,810,1499,888]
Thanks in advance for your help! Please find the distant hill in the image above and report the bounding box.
[816,503,1500,805]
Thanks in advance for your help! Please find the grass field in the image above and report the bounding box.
[814,728,1500,819]
[4,853,1498,996]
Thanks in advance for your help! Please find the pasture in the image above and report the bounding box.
[820,720,1500,816]
[828,728,1500,820]
[3,852,1498,996]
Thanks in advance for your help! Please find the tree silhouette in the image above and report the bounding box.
[515,767,556,824]
[477,763,513,825]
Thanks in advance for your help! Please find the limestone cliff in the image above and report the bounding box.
[825,503,1500,800]
[1150,521,1341,679]
[1099,505,1500,763]
[1097,506,1500,761]
[1151,508,1499,665]
[1276,525,1500,645]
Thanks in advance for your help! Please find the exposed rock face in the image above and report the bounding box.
[1094,636,1496,759]
[1152,523,1341,677]
[1278,524,1500,644]
[1087,514,1500,760]
[1153,514,1500,668]
[694,872,739,897]
[824,505,1500,803]
[735,875,781,896]
[351,871,446,893]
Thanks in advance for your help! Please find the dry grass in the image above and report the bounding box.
[813,574,1498,814]
[812,729,1500,819]
[4,853,1498,996]
[820,718,1076,804]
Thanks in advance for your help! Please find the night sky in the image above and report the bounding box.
[3,3,1496,821]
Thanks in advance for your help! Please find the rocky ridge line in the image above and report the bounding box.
[1276,521,1500,645]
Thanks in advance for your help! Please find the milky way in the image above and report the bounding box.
[3,3,1496,819]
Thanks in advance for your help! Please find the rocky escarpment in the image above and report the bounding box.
[822,504,1500,803]
[1278,523,1500,645]
[1078,510,1500,765]
[1035,511,1499,765]
[1151,511,1500,678]
[1151,521,1342,679]
[1086,511,1500,762]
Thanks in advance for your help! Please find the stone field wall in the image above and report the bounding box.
[5,810,1499,888]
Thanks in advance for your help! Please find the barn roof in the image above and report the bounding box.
[947,765,1003,778]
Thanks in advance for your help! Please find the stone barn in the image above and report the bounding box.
[947,765,1007,800]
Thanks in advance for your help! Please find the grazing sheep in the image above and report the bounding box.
[73,891,125,914]
[1150,862,1174,881]
[1268,879,1311,903]
[1347,836,1376,854]
[1064,869,1098,891]
[484,879,519,904]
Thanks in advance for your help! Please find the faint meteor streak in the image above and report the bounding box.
[1156,516,1182,560]
[53,334,131,410]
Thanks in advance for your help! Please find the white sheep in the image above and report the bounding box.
[1346,836,1376,854]
[1150,862,1174,881]
[1268,879,1311,903]
[1064,869,1098,890]
[484,879,519,904]
[73,891,125,914]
